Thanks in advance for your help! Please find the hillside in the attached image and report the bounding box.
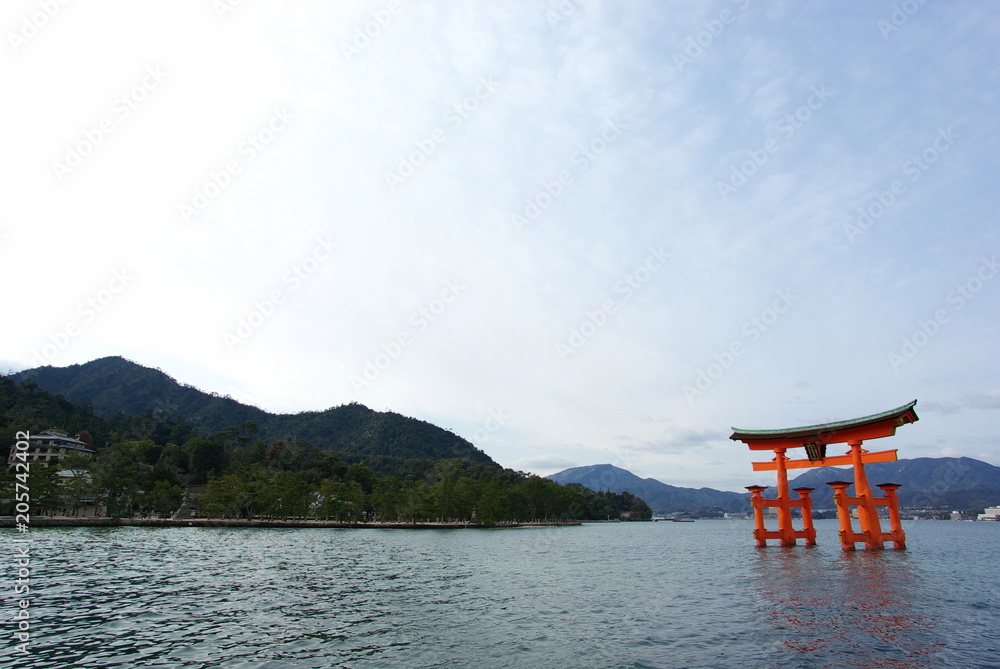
[548,464,749,515]
[0,374,198,461]
[11,356,495,475]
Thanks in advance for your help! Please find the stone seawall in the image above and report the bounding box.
[0,517,581,530]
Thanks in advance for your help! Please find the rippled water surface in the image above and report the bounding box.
[4,520,999,668]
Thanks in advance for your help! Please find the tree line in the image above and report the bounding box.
[2,410,652,524]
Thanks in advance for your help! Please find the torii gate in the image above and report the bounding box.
[730,400,918,550]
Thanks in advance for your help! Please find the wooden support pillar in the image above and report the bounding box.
[745,485,768,547]
[793,486,816,546]
[848,440,884,549]
[774,448,795,546]
[828,480,855,551]
[877,483,906,550]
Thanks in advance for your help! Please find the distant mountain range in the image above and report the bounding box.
[548,464,749,515]
[549,459,1000,515]
[11,356,495,476]
[762,457,1000,510]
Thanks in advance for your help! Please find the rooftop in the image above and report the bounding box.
[730,400,918,442]
[31,429,91,448]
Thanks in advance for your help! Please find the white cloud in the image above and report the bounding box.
[3,0,999,488]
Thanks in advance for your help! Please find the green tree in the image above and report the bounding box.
[259,472,313,519]
[157,443,189,477]
[402,480,433,522]
[202,473,250,518]
[523,475,551,520]
[346,462,377,494]
[186,437,226,484]
[0,468,15,515]
[371,478,405,521]
[26,465,63,516]
[147,480,184,514]
[91,443,141,518]
[475,480,505,525]
[246,440,268,465]
[317,480,365,521]
[131,439,162,466]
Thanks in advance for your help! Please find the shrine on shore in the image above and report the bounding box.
[730,400,918,550]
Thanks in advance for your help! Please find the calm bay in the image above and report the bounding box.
[5,519,999,668]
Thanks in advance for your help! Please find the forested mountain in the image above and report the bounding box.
[12,356,494,477]
[548,464,749,516]
[13,355,265,428]
[1,364,653,524]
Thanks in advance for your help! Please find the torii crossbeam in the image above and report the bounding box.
[730,400,918,550]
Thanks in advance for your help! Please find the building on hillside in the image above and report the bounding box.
[6,429,96,468]
[51,469,103,517]
[977,506,1000,521]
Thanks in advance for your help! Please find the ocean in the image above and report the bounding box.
[4,519,998,668]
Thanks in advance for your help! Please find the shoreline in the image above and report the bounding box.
[0,517,582,530]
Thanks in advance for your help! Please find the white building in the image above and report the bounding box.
[7,428,95,468]
[977,506,1000,521]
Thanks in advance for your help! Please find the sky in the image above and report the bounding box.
[2,0,998,492]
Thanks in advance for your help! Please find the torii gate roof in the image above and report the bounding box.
[730,400,918,451]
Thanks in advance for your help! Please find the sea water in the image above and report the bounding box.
[4,519,998,668]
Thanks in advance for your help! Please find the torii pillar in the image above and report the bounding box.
[731,401,918,550]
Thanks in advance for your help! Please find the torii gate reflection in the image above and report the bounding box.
[730,401,918,550]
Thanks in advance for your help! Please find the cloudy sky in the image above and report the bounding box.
[3,1,998,491]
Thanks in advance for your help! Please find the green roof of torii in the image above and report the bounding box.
[729,400,918,441]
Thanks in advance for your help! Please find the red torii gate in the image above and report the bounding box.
[730,400,918,550]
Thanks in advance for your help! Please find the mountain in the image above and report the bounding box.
[0,372,200,459]
[779,457,1000,510]
[548,464,749,515]
[10,356,495,475]
[13,356,269,430]
[549,457,1000,515]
